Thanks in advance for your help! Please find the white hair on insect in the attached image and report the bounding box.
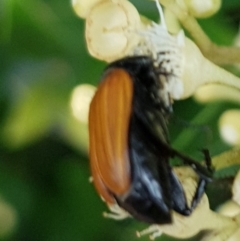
[131,0,185,106]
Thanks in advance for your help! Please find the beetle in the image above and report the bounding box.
[88,56,213,224]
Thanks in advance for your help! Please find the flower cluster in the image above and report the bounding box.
[72,0,240,99]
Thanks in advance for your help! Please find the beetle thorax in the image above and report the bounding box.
[132,22,184,108]
[130,0,185,108]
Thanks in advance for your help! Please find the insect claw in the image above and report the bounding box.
[102,211,128,220]
[103,204,130,220]
[150,231,162,240]
[136,225,162,239]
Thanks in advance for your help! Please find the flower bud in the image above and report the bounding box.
[233,170,240,206]
[70,84,96,124]
[180,37,240,100]
[219,110,240,146]
[217,200,240,217]
[0,197,18,239]
[71,0,102,19]
[184,0,221,18]
[85,0,142,62]
[194,84,240,104]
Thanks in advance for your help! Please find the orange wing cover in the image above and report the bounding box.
[89,68,133,203]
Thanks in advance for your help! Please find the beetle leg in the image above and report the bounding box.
[201,148,214,173]
[188,150,213,211]
[189,178,207,211]
[170,148,213,213]
[168,147,213,182]
[103,203,130,220]
[186,149,213,183]
[169,171,191,215]
[163,145,213,214]
[136,225,163,240]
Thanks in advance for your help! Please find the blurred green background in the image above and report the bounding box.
[1,0,240,241]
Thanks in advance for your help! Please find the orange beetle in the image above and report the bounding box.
[89,56,212,224]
